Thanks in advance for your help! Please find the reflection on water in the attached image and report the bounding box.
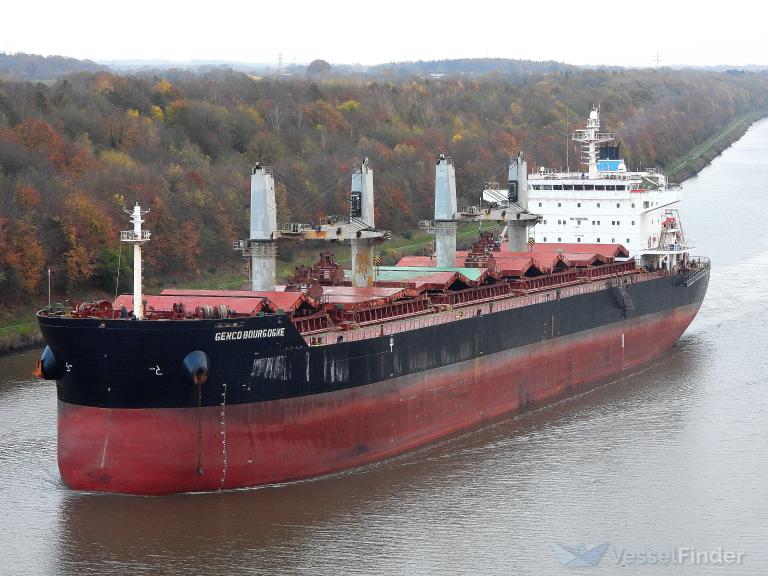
[2,121,768,575]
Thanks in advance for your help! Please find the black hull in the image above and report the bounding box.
[40,271,709,410]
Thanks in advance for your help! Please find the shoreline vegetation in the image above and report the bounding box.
[0,321,41,355]
[665,111,759,182]
[2,65,768,355]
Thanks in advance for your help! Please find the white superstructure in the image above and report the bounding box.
[524,106,691,270]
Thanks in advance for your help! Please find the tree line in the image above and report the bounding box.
[1,66,767,302]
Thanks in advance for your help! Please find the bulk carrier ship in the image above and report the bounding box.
[35,108,710,495]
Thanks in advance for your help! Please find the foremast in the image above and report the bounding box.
[120,203,151,319]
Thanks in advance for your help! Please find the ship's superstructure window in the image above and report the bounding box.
[577,203,581,207]
[597,203,601,207]
[597,238,601,242]
[616,203,621,208]
[558,203,562,207]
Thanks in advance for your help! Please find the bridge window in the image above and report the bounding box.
[616,203,621,208]
[553,185,563,190]
[558,237,561,242]
[597,202,601,207]
[644,201,649,208]
[577,202,581,207]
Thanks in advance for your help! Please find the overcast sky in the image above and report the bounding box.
[3,0,766,67]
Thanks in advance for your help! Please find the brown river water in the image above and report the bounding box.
[1,120,767,575]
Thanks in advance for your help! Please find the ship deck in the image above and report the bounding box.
[303,267,666,346]
[47,239,706,351]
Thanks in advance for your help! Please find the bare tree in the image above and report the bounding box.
[269,102,282,132]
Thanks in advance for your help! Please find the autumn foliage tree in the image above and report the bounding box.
[0,65,767,304]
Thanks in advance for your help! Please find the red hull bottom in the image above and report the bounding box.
[58,305,701,495]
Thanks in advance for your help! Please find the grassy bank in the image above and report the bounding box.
[665,111,767,182]
[0,306,42,355]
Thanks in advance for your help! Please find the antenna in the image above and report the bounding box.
[565,106,570,173]
[654,50,662,72]
[278,52,283,75]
